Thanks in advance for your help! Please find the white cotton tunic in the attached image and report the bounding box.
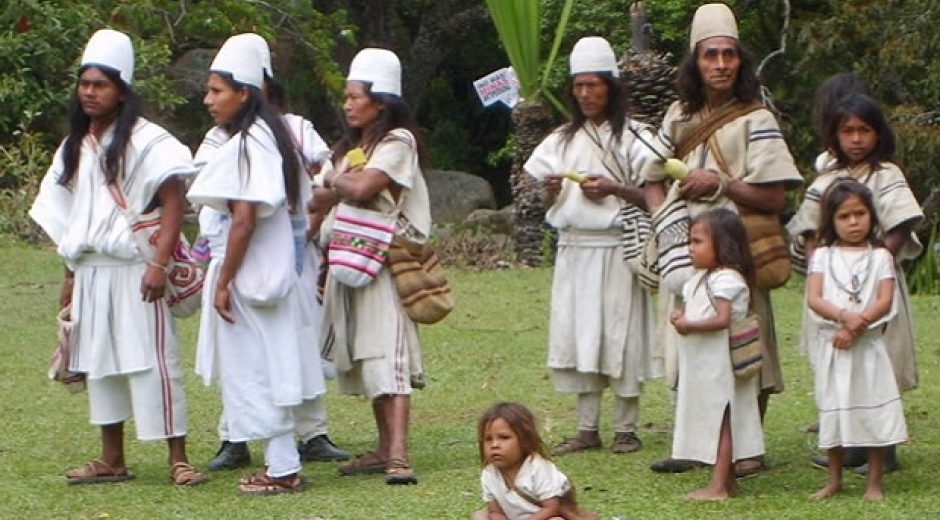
[787,162,921,391]
[524,121,661,395]
[672,269,764,463]
[480,455,572,520]
[809,247,908,449]
[319,129,429,398]
[29,119,194,379]
[188,120,319,442]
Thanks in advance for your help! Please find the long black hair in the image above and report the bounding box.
[58,65,141,187]
[691,208,756,290]
[214,72,302,212]
[560,73,629,147]
[676,40,760,116]
[334,82,428,171]
[811,73,870,148]
[826,92,896,171]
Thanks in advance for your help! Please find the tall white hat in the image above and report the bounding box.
[80,29,134,85]
[230,33,274,80]
[570,36,620,78]
[210,35,264,88]
[690,3,739,50]
[347,48,402,97]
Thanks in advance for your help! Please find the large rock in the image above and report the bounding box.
[459,206,513,235]
[426,170,496,227]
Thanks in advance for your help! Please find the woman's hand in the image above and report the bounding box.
[214,284,235,323]
[140,263,168,302]
[832,328,855,350]
[678,168,722,200]
[581,175,620,201]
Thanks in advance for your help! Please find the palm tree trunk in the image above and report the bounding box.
[510,99,556,266]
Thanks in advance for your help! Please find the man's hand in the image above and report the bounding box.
[678,168,722,200]
[543,175,563,199]
[581,175,620,201]
[140,263,168,302]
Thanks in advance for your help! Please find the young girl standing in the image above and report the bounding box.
[807,180,907,501]
[473,403,597,520]
[787,93,921,474]
[669,209,764,501]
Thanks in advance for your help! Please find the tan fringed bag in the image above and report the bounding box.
[388,237,454,324]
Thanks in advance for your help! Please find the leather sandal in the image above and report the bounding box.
[65,460,136,485]
[552,436,601,456]
[338,451,388,476]
[170,462,207,486]
[238,469,304,495]
[385,458,418,485]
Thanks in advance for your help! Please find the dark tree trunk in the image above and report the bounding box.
[631,1,650,52]
[510,100,556,266]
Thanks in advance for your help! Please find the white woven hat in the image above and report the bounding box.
[80,29,134,85]
[570,36,620,78]
[690,3,739,50]
[210,35,264,88]
[230,33,274,79]
[347,48,402,97]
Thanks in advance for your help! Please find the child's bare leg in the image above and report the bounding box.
[470,511,488,520]
[688,407,733,501]
[863,447,885,501]
[810,447,843,500]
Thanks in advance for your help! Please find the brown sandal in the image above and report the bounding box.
[171,462,207,486]
[65,460,135,485]
[385,458,418,485]
[338,451,388,476]
[552,436,601,456]
[238,469,305,495]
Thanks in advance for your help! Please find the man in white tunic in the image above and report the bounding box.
[640,4,803,477]
[29,29,205,486]
[524,37,660,455]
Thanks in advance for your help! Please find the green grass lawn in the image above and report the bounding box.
[2,235,940,519]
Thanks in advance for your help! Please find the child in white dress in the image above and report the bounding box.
[669,209,764,501]
[472,403,597,520]
[807,179,907,501]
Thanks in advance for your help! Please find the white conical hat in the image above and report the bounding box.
[570,36,619,78]
[690,3,739,50]
[80,29,134,85]
[230,33,274,79]
[210,35,264,88]
[347,48,401,97]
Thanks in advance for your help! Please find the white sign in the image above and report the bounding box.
[473,67,520,109]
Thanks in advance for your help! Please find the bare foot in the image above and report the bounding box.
[863,488,884,501]
[809,483,841,500]
[687,486,729,501]
[725,479,741,496]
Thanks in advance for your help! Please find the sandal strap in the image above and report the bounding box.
[68,459,123,478]
[171,462,206,485]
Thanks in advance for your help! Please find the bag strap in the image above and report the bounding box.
[674,101,764,162]
[107,182,158,257]
[582,124,634,186]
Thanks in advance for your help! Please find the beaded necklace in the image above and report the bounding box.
[828,242,873,304]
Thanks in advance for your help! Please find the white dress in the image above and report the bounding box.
[810,246,908,449]
[480,455,572,520]
[188,120,316,441]
[524,121,661,396]
[672,269,765,463]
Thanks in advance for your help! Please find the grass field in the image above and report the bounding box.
[2,235,939,519]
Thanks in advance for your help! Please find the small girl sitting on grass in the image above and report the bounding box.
[472,402,598,520]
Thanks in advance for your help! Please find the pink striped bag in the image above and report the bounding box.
[327,203,396,287]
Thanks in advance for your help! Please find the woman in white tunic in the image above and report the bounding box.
[317,48,431,485]
[29,29,205,487]
[805,180,906,501]
[524,36,659,456]
[670,209,763,501]
[187,35,311,495]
